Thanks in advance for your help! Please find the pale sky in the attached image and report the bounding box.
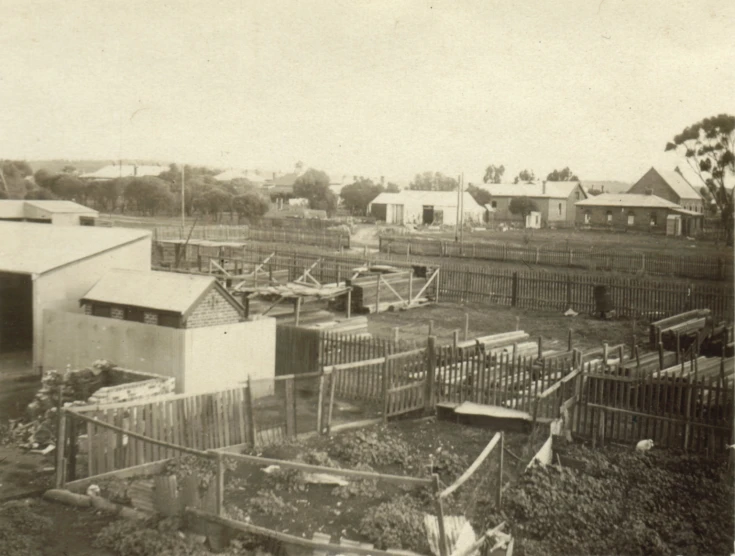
[2,0,733,184]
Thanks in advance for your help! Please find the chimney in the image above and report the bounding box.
[272,172,276,181]
[542,181,546,195]
[601,185,605,193]
[645,188,653,195]
[381,176,385,186]
[134,164,138,177]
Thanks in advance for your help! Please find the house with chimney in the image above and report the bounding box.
[473,181,587,227]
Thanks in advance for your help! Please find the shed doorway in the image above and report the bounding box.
[422,205,434,225]
[0,273,32,353]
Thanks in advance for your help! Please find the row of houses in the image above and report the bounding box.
[367,167,707,235]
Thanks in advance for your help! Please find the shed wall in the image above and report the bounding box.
[33,237,151,367]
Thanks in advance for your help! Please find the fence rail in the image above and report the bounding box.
[154,225,350,249]
[379,235,733,281]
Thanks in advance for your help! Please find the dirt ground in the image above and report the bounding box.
[0,497,116,556]
[224,418,547,551]
[367,302,649,353]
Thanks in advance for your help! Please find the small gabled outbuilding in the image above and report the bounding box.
[81,269,245,329]
[627,167,704,214]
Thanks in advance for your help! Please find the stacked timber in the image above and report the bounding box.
[657,356,734,381]
[650,309,712,352]
[332,270,430,314]
[301,316,370,336]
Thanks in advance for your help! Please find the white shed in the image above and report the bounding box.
[0,223,151,369]
[0,200,99,226]
[368,190,486,226]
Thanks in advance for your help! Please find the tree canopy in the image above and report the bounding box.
[468,184,492,206]
[666,114,735,243]
[1,160,33,198]
[409,171,458,191]
[508,196,539,220]
[293,168,337,215]
[123,177,175,215]
[385,182,400,193]
[546,167,579,181]
[340,178,383,215]
[483,164,505,184]
[514,169,535,184]
[232,192,270,222]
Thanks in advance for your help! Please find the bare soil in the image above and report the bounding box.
[367,302,650,352]
[224,419,547,549]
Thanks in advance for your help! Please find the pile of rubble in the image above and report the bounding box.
[5,360,115,450]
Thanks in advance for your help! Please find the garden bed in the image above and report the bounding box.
[497,437,735,556]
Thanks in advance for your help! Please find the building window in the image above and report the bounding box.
[650,212,657,227]
[92,304,111,318]
[606,211,612,223]
[627,212,635,226]
[124,307,145,323]
[158,314,180,328]
[558,203,562,216]
[584,211,591,224]
[575,192,580,200]
[491,201,497,209]
[79,216,96,226]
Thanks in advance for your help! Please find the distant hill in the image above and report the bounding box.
[580,180,631,194]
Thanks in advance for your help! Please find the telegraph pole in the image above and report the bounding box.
[455,174,461,242]
[181,164,186,229]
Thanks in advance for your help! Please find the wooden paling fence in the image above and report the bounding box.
[154,225,349,249]
[572,359,734,455]
[379,235,733,281]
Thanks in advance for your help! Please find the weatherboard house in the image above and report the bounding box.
[368,190,486,226]
[473,181,587,227]
[627,167,704,214]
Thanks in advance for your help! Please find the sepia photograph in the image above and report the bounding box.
[1,1,733,554]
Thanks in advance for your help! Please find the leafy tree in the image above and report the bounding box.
[86,178,127,212]
[1,160,33,198]
[666,114,735,243]
[386,182,400,193]
[201,188,233,222]
[229,178,256,192]
[123,177,175,215]
[514,169,535,184]
[409,171,458,191]
[340,178,383,215]
[61,165,77,174]
[293,168,337,215]
[232,192,270,222]
[468,184,492,206]
[508,197,539,223]
[25,187,58,200]
[483,164,505,184]
[547,167,579,181]
[33,168,55,189]
[48,174,85,200]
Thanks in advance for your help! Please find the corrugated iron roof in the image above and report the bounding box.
[473,181,583,199]
[24,200,98,214]
[369,190,484,210]
[0,222,150,275]
[81,269,220,314]
[575,193,681,208]
[80,164,168,179]
[651,167,702,200]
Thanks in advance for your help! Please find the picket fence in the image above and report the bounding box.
[572,360,734,455]
[379,235,733,281]
[153,241,733,323]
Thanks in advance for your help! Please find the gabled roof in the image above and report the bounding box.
[369,190,484,210]
[575,193,681,209]
[473,181,583,199]
[24,200,98,215]
[0,223,150,276]
[646,167,702,200]
[265,172,301,187]
[81,269,244,317]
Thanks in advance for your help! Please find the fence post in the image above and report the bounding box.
[432,474,449,556]
[658,342,664,370]
[326,371,336,434]
[511,272,518,307]
[316,371,326,434]
[426,336,437,410]
[285,377,296,438]
[215,451,225,517]
[375,274,381,313]
[567,329,572,352]
[464,314,469,342]
[55,408,67,489]
[67,413,77,482]
[496,432,504,509]
[537,336,543,360]
[382,356,389,424]
[246,376,257,446]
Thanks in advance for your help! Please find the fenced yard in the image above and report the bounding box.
[153,224,350,249]
[379,235,733,281]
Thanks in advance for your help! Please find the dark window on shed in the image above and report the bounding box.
[491,201,497,208]
[606,210,612,223]
[125,307,145,322]
[158,314,180,328]
[650,212,658,226]
[91,304,111,318]
[80,216,96,226]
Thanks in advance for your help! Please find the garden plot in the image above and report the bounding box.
[221,419,547,553]
[498,437,735,556]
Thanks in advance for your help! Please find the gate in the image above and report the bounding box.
[385,349,429,418]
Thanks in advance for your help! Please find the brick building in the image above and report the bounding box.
[80,269,245,328]
[628,167,704,213]
[575,193,703,235]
